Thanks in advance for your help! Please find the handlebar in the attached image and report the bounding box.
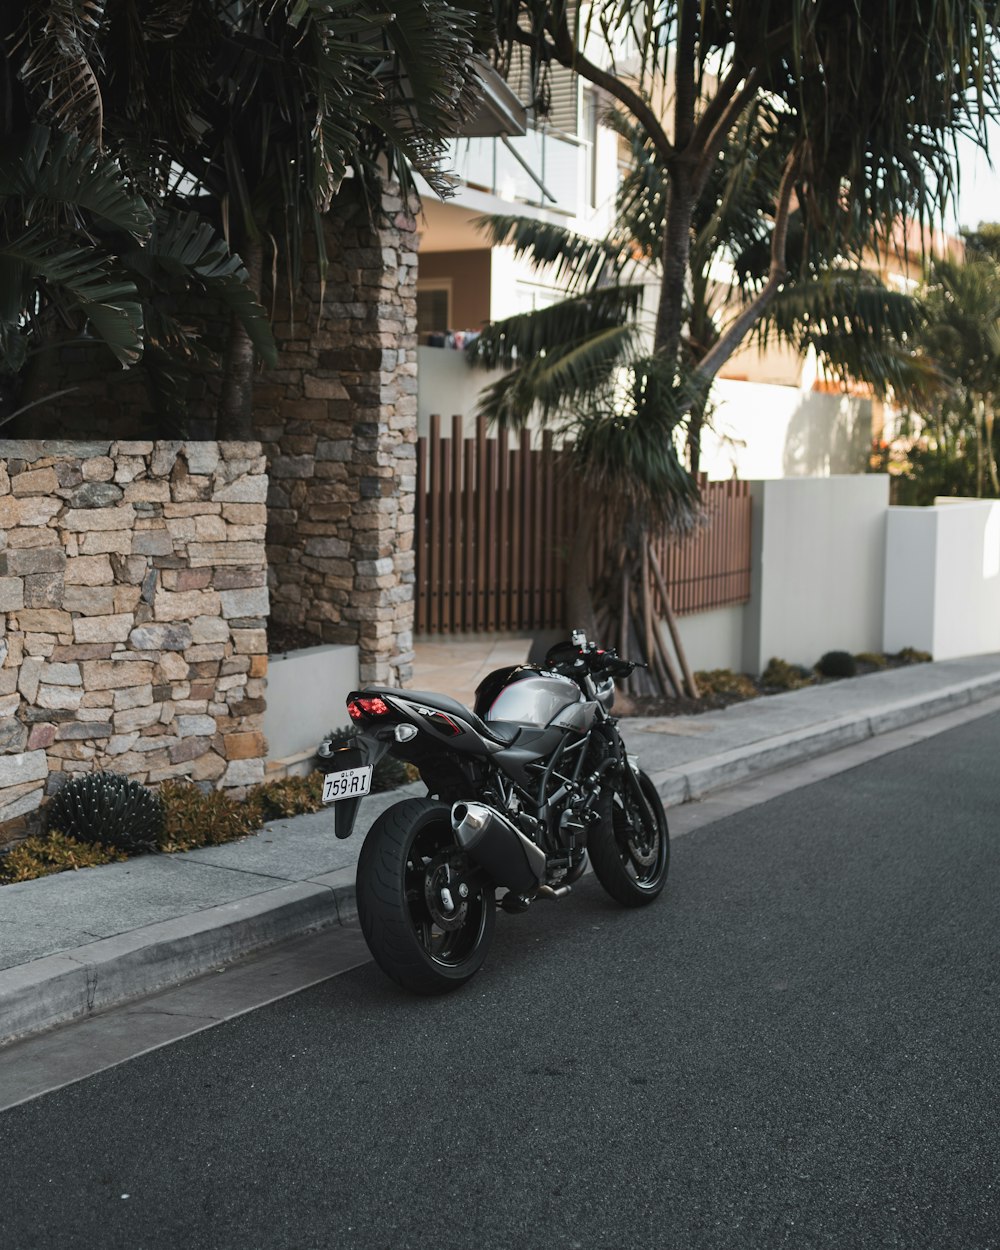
[545,636,642,680]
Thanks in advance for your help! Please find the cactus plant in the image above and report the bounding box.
[816,650,858,678]
[46,771,165,854]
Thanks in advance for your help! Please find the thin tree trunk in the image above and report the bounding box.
[694,144,800,386]
[564,506,598,638]
[653,0,697,362]
[647,541,699,699]
[218,236,263,440]
[687,392,707,476]
[986,404,999,496]
[976,400,985,498]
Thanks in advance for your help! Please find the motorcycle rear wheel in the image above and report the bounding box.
[588,767,669,907]
[356,798,496,994]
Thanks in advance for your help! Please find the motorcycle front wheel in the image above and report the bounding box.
[589,767,669,907]
[356,798,496,995]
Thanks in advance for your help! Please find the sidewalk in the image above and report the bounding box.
[3,653,1000,1047]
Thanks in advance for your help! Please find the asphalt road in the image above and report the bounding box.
[2,713,998,1250]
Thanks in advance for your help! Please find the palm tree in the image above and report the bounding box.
[0,123,277,431]
[465,113,933,675]
[2,0,493,434]
[900,255,1000,500]
[490,0,997,400]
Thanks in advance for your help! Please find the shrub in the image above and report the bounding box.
[46,772,165,853]
[158,781,264,852]
[854,651,888,669]
[816,650,858,679]
[893,647,932,665]
[0,832,127,883]
[251,773,325,819]
[694,669,759,699]
[760,657,815,690]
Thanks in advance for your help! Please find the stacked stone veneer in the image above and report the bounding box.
[5,181,420,690]
[0,440,268,839]
[258,183,417,686]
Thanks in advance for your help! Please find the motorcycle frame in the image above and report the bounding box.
[321,667,643,883]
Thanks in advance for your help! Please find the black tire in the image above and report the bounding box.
[356,798,496,994]
[588,767,669,907]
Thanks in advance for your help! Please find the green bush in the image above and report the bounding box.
[157,781,264,852]
[760,657,815,690]
[694,669,759,699]
[816,650,858,679]
[854,651,888,669]
[0,831,126,883]
[893,647,932,665]
[252,773,325,819]
[47,772,165,853]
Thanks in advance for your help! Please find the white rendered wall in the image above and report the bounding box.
[417,347,508,437]
[673,605,746,673]
[702,380,874,481]
[264,644,360,763]
[884,501,1000,659]
[744,476,889,673]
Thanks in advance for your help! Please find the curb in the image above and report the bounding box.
[0,867,357,1049]
[3,671,999,1048]
[648,672,1000,804]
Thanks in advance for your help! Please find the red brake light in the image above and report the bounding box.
[348,695,391,720]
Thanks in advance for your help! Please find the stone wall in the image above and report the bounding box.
[0,440,269,840]
[3,179,419,690]
[259,183,417,686]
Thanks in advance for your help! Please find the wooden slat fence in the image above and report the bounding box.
[415,415,752,635]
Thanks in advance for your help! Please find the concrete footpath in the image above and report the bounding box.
[2,653,1000,1047]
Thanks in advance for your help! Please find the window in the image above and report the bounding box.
[417,281,452,339]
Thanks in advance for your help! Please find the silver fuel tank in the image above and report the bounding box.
[484,666,598,734]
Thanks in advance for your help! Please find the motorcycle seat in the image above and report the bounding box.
[365,688,522,746]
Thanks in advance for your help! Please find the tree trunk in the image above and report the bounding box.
[653,1,697,364]
[655,171,695,363]
[687,391,707,476]
[218,236,263,441]
[564,506,598,639]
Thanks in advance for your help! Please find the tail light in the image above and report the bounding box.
[347,695,392,721]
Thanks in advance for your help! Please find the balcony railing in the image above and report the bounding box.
[446,129,585,217]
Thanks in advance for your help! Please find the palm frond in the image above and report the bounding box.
[0,125,152,238]
[467,285,644,371]
[123,210,277,367]
[474,214,636,290]
[475,323,639,427]
[569,357,704,535]
[13,0,107,146]
[0,227,142,366]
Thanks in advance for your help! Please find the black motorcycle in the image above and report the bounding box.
[317,632,669,994]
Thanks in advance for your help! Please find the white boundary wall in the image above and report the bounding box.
[743,476,890,672]
[674,605,746,673]
[702,381,874,480]
[884,500,1000,659]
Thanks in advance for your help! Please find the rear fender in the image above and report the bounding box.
[317,732,392,840]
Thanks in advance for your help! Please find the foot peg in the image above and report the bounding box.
[500,892,532,914]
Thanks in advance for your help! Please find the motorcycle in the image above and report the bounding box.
[316,631,669,994]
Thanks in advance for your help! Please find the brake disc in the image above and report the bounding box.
[423,854,469,931]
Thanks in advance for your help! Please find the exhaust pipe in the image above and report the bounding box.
[451,802,546,895]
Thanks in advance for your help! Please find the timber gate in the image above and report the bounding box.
[415,415,752,635]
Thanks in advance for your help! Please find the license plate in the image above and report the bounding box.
[322,765,373,803]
